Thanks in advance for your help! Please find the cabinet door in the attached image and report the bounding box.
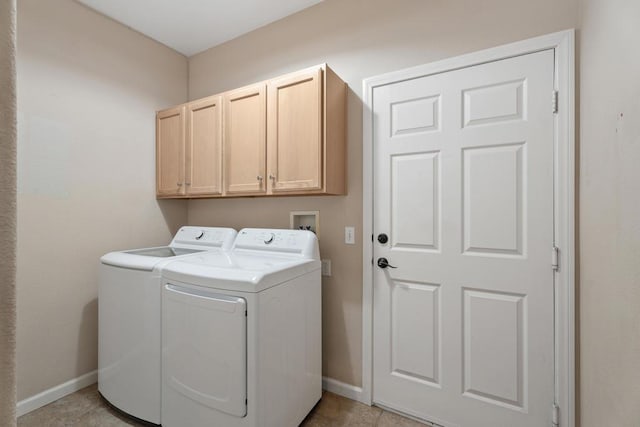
[156,106,185,197]
[267,68,322,193]
[224,84,267,195]
[186,96,223,196]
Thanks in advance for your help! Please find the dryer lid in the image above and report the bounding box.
[161,251,320,293]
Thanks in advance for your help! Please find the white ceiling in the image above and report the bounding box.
[77,0,323,56]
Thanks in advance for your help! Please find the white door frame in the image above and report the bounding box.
[362,30,575,427]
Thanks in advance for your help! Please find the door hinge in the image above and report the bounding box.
[552,90,559,114]
[552,246,560,271]
[552,403,560,427]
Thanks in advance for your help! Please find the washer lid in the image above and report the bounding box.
[161,252,320,293]
[101,247,207,271]
[100,227,237,271]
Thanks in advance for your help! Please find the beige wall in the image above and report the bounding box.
[16,0,188,400]
[187,0,579,387]
[16,0,640,423]
[579,0,640,425]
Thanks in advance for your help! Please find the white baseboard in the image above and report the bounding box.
[322,376,367,405]
[17,370,98,417]
[19,373,362,416]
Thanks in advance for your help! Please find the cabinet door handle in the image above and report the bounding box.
[257,175,263,181]
[177,182,183,187]
[269,173,276,180]
[185,182,191,186]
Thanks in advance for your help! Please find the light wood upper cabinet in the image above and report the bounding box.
[157,96,223,198]
[156,106,185,197]
[156,64,346,199]
[186,95,223,196]
[224,83,267,196]
[267,65,346,195]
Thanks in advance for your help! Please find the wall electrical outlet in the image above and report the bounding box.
[345,226,355,245]
[321,259,332,277]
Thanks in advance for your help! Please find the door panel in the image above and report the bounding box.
[462,79,525,127]
[391,281,441,386]
[462,289,525,409]
[187,96,223,195]
[462,143,525,256]
[224,84,266,195]
[391,152,440,251]
[391,94,441,136]
[373,50,555,427]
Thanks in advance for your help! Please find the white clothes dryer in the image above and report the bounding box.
[160,228,321,427]
[98,226,237,425]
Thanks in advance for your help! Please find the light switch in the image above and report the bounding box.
[345,226,355,245]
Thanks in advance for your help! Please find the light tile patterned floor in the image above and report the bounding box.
[17,384,429,426]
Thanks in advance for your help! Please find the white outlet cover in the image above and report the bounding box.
[321,259,331,276]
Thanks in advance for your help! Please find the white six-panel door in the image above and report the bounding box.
[372,50,555,427]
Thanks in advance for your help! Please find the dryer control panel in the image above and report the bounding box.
[233,229,320,260]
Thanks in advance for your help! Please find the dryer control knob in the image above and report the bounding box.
[264,233,275,244]
[195,231,205,240]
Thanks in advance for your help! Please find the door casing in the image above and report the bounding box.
[361,29,575,427]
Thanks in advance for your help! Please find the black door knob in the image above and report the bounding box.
[377,233,389,244]
[377,258,397,269]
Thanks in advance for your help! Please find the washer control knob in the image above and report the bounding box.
[264,233,275,244]
[195,231,205,240]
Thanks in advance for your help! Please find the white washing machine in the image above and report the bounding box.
[98,226,237,425]
[160,228,322,427]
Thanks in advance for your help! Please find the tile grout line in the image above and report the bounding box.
[374,409,383,426]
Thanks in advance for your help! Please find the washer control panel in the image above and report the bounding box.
[171,227,237,249]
